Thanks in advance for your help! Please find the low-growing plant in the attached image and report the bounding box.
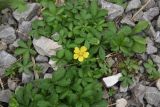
[120,70,133,87]
[0,0,27,12]
[9,66,108,107]
[119,58,139,73]
[15,40,36,63]
[144,59,160,80]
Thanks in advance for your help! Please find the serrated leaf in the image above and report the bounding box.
[56,49,65,58]
[53,68,66,81]
[99,47,105,60]
[90,0,98,16]
[15,48,26,55]
[65,50,73,61]
[132,43,146,53]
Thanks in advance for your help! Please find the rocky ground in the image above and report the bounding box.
[0,0,160,107]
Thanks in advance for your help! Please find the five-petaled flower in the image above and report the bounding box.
[73,46,89,62]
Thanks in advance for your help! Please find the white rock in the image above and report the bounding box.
[49,59,58,70]
[156,79,160,90]
[99,0,124,20]
[33,36,61,57]
[103,73,122,87]
[44,73,52,79]
[126,0,141,12]
[116,98,127,107]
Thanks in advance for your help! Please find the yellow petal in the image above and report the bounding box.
[78,56,84,62]
[74,47,80,54]
[83,52,89,58]
[73,54,79,59]
[80,46,87,52]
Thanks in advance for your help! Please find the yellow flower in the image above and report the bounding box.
[73,46,89,62]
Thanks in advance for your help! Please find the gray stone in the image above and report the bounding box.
[0,25,16,44]
[33,36,62,57]
[0,51,16,76]
[121,14,135,26]
[126,0,141,12]
[156,79,160,90]
[157,15,160,28]
[143,7,159,21]
[106,57,115,67]
[13,3,41,22]
[116,98,127,107]
[151,55,160,64]
[133,11,144,21]
[131,84,146,106]
[154,31,160,43]
[18,21,32,40]
[44,73,52,79]
[0,41,7,51]
[7,78,17,90]
[146,38,157,54]
[35,55,48,63]
[37,63,50,73]
[141,0,156,10]
[0,89,12,103]
[146,104,152,107]
[144,87,160,106]
[120,85,128,93]
[1,8,17,26]
[22,72,34,83]
[99,0,124,20]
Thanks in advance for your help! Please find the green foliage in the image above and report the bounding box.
[107,0,125,5]
[144,59,160,80]
[106,21,148,56]
[9,66,108,107]
[9,0,27,12]
[15,40,36,63]
[108,88,116,97]
[120,70,133,87]
[119,58,139,73]
[0,0,27,12]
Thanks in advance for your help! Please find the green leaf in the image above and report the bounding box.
[15,48,26,55]
[99,47,105,60]
[132,43,146,53]
[118,26,132,36]
[132,36,146,45]
[53,68,66,81]
[56,49,65,58]
[65,50,73,61]
[88,38,100,45]
[18,40,28,48]
[74,38,85,44]
[90,0,98,16]
[133,20,149,33]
